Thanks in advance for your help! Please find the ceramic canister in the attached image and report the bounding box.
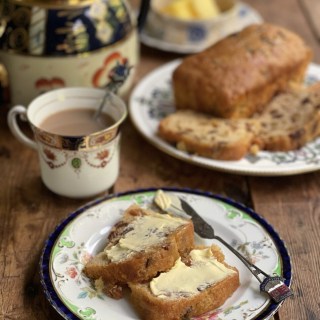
[0,0,149,106]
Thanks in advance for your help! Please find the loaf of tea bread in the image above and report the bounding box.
[83,204,194,299]
[256,87,320,151]
[158,110,260,160]
[173,23,312,118]
[158,85,320,160]
[129,245,240,320]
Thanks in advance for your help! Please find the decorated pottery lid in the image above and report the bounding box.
[10,0,96,9]
[0,0,134,55]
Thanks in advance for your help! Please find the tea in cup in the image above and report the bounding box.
[7,87,127,198]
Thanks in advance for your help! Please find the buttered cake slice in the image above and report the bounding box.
[129,245,240,320]
[83,204,194,299]
[150,248,237,298]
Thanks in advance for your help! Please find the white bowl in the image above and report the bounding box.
[143,0,238,49]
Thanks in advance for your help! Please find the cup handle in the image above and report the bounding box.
[7,105,38,150]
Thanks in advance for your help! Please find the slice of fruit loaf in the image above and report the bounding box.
[158,110,260,160]
[83,204,194,299]
[256,87,320,151]
[129,245,240,320]
[158,84,320,160]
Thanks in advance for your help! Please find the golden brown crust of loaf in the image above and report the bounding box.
[128,245,240,320]
[173,23,312,119]
[158,110,260,160]
[83,204,194,299]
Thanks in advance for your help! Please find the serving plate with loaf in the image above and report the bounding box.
[40,188,291,320]
[130,23,320,176]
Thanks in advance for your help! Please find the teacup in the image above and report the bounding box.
[7,87,127,198]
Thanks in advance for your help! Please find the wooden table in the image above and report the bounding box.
[1,0,319,319]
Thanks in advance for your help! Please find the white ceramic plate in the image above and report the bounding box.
[129,59,320,176]
[140,3,263,54]
[40,188,292,320]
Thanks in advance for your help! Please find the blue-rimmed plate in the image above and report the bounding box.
[129,60,320,176]
[40,187,292,320]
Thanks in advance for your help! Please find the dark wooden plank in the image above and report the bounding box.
[245,0,320,63]
[299,0,320,42]
[250,174,320,320]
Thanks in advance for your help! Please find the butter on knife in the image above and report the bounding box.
[154,190,190,220]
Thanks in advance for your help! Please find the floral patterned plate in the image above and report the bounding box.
[129,60,320,176]
[40,187,292,320]
[140,2,263,54]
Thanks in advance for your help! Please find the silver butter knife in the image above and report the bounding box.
[154,190,293,304]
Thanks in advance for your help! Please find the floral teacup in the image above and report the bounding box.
[7,87,127,198]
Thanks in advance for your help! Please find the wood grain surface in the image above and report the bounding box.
[0,0,320,319]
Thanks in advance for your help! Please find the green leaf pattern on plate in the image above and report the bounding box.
[58,236,75,249]
[78,307,96,319]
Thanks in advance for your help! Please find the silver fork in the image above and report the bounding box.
[153,190,293,303]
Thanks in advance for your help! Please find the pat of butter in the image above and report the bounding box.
[191,0,221,19]
[161,0,194,19]
[154,189,172,211]
[105,213,187,262]
[150,248,236,298]
[160,0,221,20]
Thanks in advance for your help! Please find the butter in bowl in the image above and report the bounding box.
[159,0,222,20]
[142,0,238,50]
